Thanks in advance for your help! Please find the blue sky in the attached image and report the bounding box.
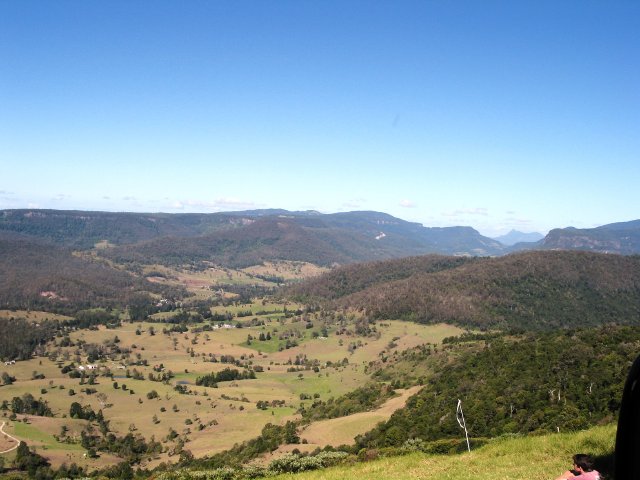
[1,1,638,236]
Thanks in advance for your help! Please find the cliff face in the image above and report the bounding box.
[542,220,640,255]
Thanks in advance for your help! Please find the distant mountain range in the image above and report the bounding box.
[0,209,505,267]
[2,208,640,319]
[1,210,639,269]
[493,229,544,246]
[539,220,640,254]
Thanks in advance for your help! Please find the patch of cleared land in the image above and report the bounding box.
[262,385,423,461]
[299,385,422,447]
[142,262,326,301]
[242,261,328,281]
[0,310,74,322]
[0,418,122,469]
[143,265,277,300]
[0,421,19,453]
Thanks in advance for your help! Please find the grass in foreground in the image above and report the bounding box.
[270,424,615,480]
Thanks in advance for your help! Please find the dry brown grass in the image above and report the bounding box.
[242,261,328,281]
[0,318,457,470]
[299,386,422,447]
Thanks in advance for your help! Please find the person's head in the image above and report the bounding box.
[573,454,595,472]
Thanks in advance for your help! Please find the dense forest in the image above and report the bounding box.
[0,235,185,313]
[283,255,474,301]
[1,209,509,269]
[357,326,639,448]
[0,209,237,249]
[0,318,58,361]
[98,217,403,268]
[288,251,640,331]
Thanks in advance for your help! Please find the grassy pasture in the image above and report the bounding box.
[0,418,122,470]
[0,310,73,323]
[298,386,423,448]
[241,261,328,281]
[0,314,458,470]
[142,261,325,303]
[209,300,301,317]
[0,422,17,452]
[143,264,274,302]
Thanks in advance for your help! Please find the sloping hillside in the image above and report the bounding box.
[541,219,640,254]
[0,209,238,248]
[288,250,640,330]
[98,217,391,268]
[360,326,637,447]
[284,255,476,301]
[0,234,183,313]
[264,425,615,480]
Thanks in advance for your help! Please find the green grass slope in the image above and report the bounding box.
[271,424,615,480]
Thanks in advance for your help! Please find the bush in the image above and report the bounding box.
[268,451,348,474]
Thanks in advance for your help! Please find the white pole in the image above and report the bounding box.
[456,399,471,452]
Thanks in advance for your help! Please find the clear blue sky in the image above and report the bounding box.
[1,1,638,236]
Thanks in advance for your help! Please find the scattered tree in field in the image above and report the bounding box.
[96,392,108,408]
[147,390,159,400]
[1,372,15,385]
[13,441,49,476]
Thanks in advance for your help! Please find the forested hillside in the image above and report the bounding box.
[96,214,506,268]
[358,326,638,448]
[283,255,476,301]
[98,217,386,268]
[0,209,507,269]
[0,235,184,313]
[541,219,640,254]
[288,251,640,331]
[0,209,237,248]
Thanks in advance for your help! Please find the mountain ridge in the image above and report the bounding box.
[286,250,640,331]
[0,209,507,266]
[2,209,640,264]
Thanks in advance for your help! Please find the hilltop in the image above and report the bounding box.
[540,219,640,254]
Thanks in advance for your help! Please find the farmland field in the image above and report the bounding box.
[0,310,74,323]
[0,306,463,470]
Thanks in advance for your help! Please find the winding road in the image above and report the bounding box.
[0,421,19,454]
